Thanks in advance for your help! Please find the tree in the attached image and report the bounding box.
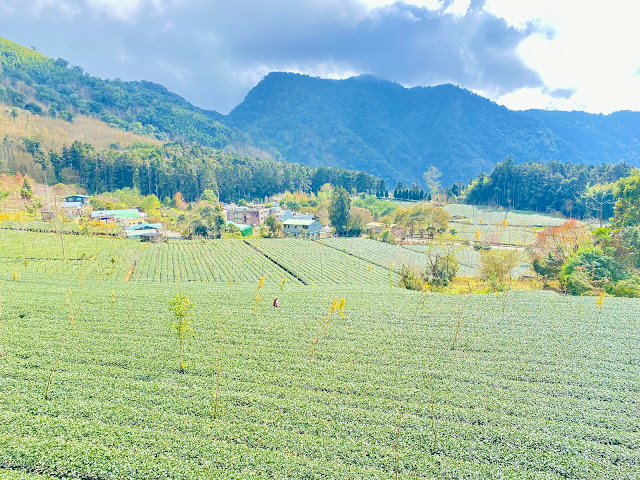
[141,194,161,216]
[173,192,187,209]
[195,203,225,238]
[424,245,459,287]
[393,204,449,240]
[479,249,522,291]
[20,178,33,200]
[613,169,640,227]
[578,183,615,227]
[264,214,283,237]
[423,166,442,196]
[200,189,218,203]
[329,187,350,235]
[348,206,373,233]
[560,246,627,294]
[530,219,591,284]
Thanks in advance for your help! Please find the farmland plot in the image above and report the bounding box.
[319,238,481,277]
[401,243,533,278]
[0,229,143,282]
[130,239,299,284]
[444,204,566,227]
[452,222,537,246]
[247,238,397,285]
[0,277,638,479]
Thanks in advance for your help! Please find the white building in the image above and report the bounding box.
[283,219,322,237]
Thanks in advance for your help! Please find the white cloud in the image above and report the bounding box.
[3,0,639,113]
[484,0,640,113]
[361,0,444,9]
[86,0,169,22]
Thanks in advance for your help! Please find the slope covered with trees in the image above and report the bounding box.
[4,35,640,191]
[0,36,235,148]
[227,72,640,185]
[463,157,633,220]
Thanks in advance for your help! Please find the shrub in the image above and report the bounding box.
[479,249,522,291]
[380,229,395,244]
[560,246,627,292]
[565,270,593,296]
[399,265,424,291]
[606,276,640,298]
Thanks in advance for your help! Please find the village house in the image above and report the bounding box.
[225,205,271,225]
[282,219,322,237]
[60,194,90,218]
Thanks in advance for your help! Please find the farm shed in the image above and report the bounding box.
[126,223,163,238]
[283,219,322,237]
[226,221,253,236]
[91,209,146,227]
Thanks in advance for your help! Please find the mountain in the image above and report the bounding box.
[226,72,640,185]
[0,37,236,149]
[0,38,382,202]
[3,34,640,188]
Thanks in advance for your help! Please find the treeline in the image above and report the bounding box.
[393,182,427,201]
[463,157,632,218]
[0,37,234,148]
[22,140,381,202]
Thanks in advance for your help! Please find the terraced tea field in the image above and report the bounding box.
[0,274,638,479]
[0,230,143,282]
[131,240,300,284]
[444,204,565,246]
[319,238,481,277]
[247,238,397,285]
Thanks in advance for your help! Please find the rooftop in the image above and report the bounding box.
[227,221,253,230]
[126,223,163,231]
[283,219,318,226]
[91,209,141,219]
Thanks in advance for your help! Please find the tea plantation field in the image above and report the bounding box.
[0,267,639,478]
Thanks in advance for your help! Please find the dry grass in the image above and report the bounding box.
[0,103,162,152]
[442,276,544,294]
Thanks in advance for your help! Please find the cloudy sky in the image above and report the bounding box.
[1,0,638,114]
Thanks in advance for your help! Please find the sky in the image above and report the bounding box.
[0,0,638,114]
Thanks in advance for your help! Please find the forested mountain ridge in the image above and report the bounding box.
[0,38,382,202]
[0,37,235,149]
[3,35,640,189]
[226,72,640,185]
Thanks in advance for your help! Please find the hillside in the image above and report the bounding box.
[0,37,236,149]
[0,102,163,183]
[3,35,640,189]
[226,72,640,185]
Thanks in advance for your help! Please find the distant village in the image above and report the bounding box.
[58,194,341,240]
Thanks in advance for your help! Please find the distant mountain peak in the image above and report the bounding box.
[227,71,640,185]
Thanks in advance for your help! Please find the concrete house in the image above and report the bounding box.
[283,219,322,237]
[225,206,270,225]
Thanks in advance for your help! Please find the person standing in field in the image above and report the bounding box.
[273,297,279,307]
